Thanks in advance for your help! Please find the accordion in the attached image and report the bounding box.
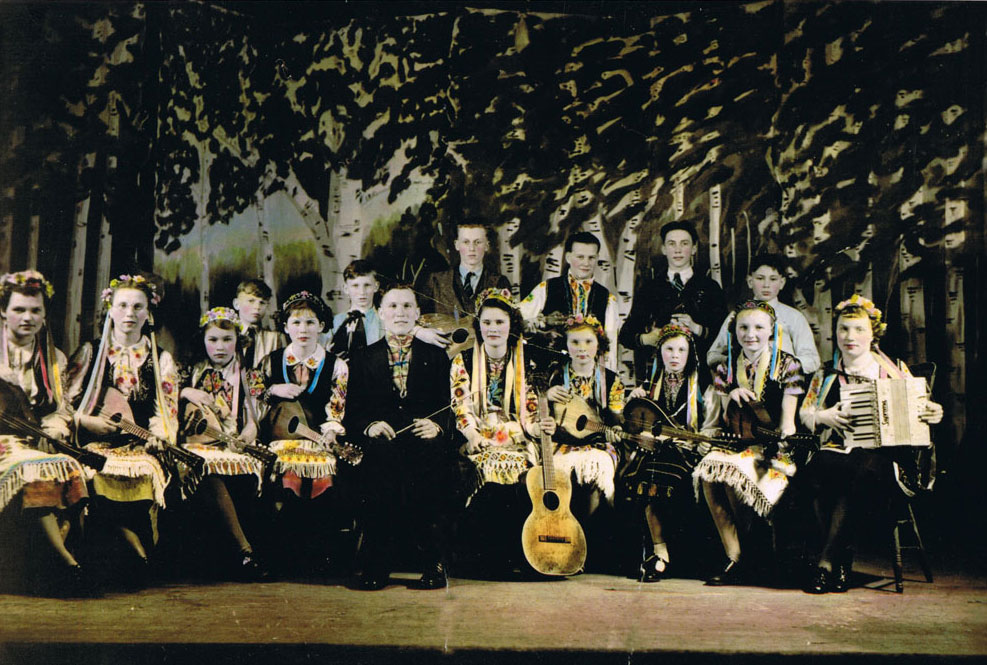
[839,377,931,449]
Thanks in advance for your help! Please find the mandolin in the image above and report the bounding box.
[182,402,278,467]
[0,378,107,470]
[95,387,205,474]
[286,416,364,466]
[521,391,587,576]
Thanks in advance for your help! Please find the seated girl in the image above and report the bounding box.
[69,274,180,586]
[179,307,269,580]
[546,315,624,525]
[450,288,550,574]
[258,291,349,575]
[799,295,942,594]
[622,323,715,582]
[693,300,804,586]
[0,271,91,594]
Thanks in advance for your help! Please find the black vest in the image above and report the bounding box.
[543,276,609,321]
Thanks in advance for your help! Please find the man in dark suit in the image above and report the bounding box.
[345,284,459,590]
[419,219,511,318]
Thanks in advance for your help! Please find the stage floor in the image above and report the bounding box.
[1,557,985,664]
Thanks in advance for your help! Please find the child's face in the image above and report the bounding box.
[566,242,599,281]
[735,309,773,355]
[235,293,269,325]
[660,335,690,373]
[110,288,150,336]
[566,327,599,363]
[747,265,785,302]
[345,275,378,311]
[204,324,237,367]
[285,307,323,347]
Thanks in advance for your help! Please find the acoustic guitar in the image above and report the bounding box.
[418,313,475,359]
[521,392,587,576]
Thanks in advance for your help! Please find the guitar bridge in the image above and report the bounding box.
[538,535,572,544]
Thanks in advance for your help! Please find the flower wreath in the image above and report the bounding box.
[835,293,887,337]
[474,287,516,311]
[199,306,245,334]
[1,270,54,299]
[563,312,605,338]
[101,274,161,309]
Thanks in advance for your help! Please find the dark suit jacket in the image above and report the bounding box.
[345,338,454,451]
[419,268,511,317]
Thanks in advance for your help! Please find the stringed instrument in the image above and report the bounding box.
[521,391,587,576]
[182,402,278,466]
[419,312,474,359]
[0,378,106,470]
[94,387,205,474]
[286,415,364,466]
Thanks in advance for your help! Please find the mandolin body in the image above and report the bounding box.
[521,465,587,576]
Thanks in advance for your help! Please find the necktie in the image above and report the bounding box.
[672,272,685,293]
[245,328,257,368]
[351,311,367,352]
[463,272,475,303]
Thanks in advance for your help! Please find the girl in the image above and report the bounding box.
[799,295,942,593]
[0,271,90,594]
[450,288,551,574]
[546,314,625,524]
[180,307,268,579]
[693,300,804,586]
[69,274,180,582]
[258,291,348,574]
[623,323,714,581]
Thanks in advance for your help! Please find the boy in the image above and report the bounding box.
[233,279,286,368]
[329,260,383,359]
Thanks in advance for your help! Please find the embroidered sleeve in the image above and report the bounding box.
[451,353,480,436]
[321,357,347,436]
[799,369,826,431]
[148,349,180,444]
[777,353,805,396]
[63,341,94,411]
[608,374,625,416]
[39,347,72,442]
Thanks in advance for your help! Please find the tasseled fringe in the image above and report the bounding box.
[693,459,774,520]
[87,444,170,507]
[184,445,264,491]
[0,458,84,513]
[553,448,615,502]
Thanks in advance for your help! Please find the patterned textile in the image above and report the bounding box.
[0,436,87,512]
[83,442,170,507]
[386,334,414,397]
[713,350,804,397]
[269,440,336,499]
[693,444,797,519]
[568,274,594,316]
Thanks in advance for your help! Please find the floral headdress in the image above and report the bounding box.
[654,322,694,349]
[1,270,54,299]
[474,287,516,311]
[101,274,161,309]
[199,307,245,334]
[835,293,887,338]
[564,312,605,338]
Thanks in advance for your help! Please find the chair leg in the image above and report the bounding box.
[907,504,934,583]
[892,523,904,594]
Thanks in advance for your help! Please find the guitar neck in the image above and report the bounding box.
[537,394,555,490]
[99,411,152,441]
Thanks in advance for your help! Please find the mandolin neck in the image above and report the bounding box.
[537,393,556,491]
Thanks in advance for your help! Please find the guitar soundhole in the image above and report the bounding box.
[542,491,560,511]
[575,415,588,432]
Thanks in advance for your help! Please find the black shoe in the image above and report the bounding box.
[416,562,448,590]
[831,563,850,593]
[804,566,831,594]
[237,551,271,582]
[639,555,666,583]
[358,571,389,591]
[705,559,746,586]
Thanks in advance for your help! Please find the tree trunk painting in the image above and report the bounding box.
[497,217,521,296]
[0,187,13,274]
[64,192,92,351]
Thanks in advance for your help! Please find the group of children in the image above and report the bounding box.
[0,218,943,596]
